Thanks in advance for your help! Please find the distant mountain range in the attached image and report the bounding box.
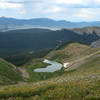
[1,17,100,31]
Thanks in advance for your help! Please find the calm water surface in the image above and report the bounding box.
[34,59,62,72]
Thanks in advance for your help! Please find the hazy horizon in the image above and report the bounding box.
[1,16,100,23]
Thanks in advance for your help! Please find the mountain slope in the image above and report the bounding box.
[72,27,100,35]
[91,39,100,48]
[0,28,99,57]
[71,27,100,48]
[46,42,99,63]
[0,58,23,85]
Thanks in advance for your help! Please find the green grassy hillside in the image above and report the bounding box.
[46,42,98,63]
[0,58,23,85]
[0,48,100,100]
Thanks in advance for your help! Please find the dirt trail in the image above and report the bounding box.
[18,67,29,78]
[65,50,100,71]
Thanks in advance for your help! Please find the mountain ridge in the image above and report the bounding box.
[0,28,99,57]
[1,17,100,31]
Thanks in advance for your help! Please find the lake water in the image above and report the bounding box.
[34,59,63,72]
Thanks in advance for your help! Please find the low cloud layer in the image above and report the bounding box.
[0,0,100,21]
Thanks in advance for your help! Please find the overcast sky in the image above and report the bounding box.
[0,0,100,22]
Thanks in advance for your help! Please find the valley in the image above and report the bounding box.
[0,42,100,100]
[0,26,100,100]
